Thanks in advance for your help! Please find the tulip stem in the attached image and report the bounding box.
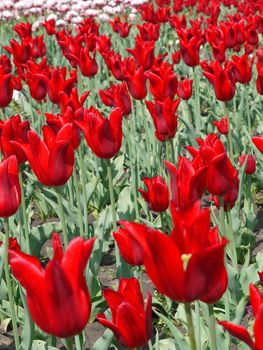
[193,67,201,135]
[169,138,176,164]
[56,189,69,247]
[78,145,89,237]
[72,167,84,237]
[208,304,218,350]
[3,218,20,350]
[184,303,197,350]
[65,337,74,350]
[226,208,238,271]
[107,159,121,268]
[160,212,165,232]
[219,196,226,237]
[19,167,31,254]
[74,335,82,350]
[223,102,233,162]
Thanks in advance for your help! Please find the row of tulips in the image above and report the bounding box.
[0,0,263,349]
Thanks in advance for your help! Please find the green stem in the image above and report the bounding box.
[19,167,30,253]
[219,196,226,237]
[72,168,84,237]
[78,145,89,237]
[107,159,121,268]
[193,67,201,134]
[245,86,251,135]
[3,219,20,350]
[74,335,82,350]
[148,339,154,350]
[226,208,238,271]
[223,102,233,162]
[169,138,175,164]
[184,303,197,350]
[56,189,68,247]
[160,212,165,232]
[194,301,201,350]
[208,304,218,350]
[65,336,74,350]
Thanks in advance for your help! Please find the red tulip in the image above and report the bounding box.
[147,62,178,101]
[219,284,263,349]
[232,54,254,85]
[252,136,263,153]
[42,19,57,35]
[113,221,146,266]
[78,48,98,78]
[47,67,77,104]
[0,156,21,217]
[22,124,74,186]
[0,71,14,108]
[0,55,12,74]
[201,60,236,101]
[214,117,229,135]
[109,16,132,38]
[124,58,147,100]
[146,97,180,142]
[126,36,155,71]
[178,34,202,67]
[9,232,95,338]
[97,278,152,349]
[99,82,131,116]
[137,23,160,41]
[239,154,256,175]
[256,62,263,95]
[138,175,169,212]
[96,35,111,55]
[4,38,32,64]
[0,115,30,163]
[13,22,32,39]
[165,157,206,211]
[177,78,193,100]
[75,107,123,159]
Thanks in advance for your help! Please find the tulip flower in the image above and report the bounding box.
[99,82,131,116]
[126,36,155,71]
[137,22,160,41]
[147,62,178,101]
[118,202,227,304]
[78,48,98,78]
[138,175,169,212]
[0,71,14,108]
[109,16,132,38]
[146,97,180,142]
[214,117,229,135]
[252,136,263,153]
[22,124,74,186]
[0,55,12,74]
[0,115,30,163]
[96,35,112,55]
[239,154,256,175]
[113,221,146,266]
[165,157,206,211]
[4,38,32,64]
[75,107,123,159]
[97,278,152,348]
[9,232,95,338]
[219,284,263,349]
[0,156,21,217]
[178,35,202,67]
[177,78,193,100]
[256,62,263,95]
[201,60,236,101]
[124,58,147,100]
[13,22,32,39]
[232,54,254,85]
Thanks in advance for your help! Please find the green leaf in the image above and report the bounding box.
[91,329,114,350]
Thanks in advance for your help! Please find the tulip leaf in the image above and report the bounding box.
[91,328,114,350]
[30,222,62,257]
[19,287,35,350]
[31,340,58,350]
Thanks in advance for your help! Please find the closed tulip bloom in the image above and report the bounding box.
[147,62,178,101]
[0,115,30,163]
[239,154,256,175]
[179,35,202,67]
[22,124,74,186]
[47,67,76,104]
[75,107,123,159]
[9,233,95,338]
[124,58,147,100]
[232,54,254,85]
[138,175,169,212]
[78,48,98,78]
[219,284,263,349]
[97,278,152,349]
[126,36,155,71]
[256,62,263,95]
[146,97,180,142]
[0,156,21,217]
[99,82,131,116]
[165,157,206,211]
[137,23,160,41]
[113,221,146,266]
[0,71,13,108]
[109,16,132,38]
[202,60,236,101]
[177,78,193,100]
[0,55,12,74]
[214,117,229,135]
[252,136,263,153]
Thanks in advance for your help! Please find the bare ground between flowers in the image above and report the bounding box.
[1,208,263,350]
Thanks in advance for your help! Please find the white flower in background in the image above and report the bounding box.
[98,12,110,22]
[56,19,66,27]
[46,13,57,21]
[12,90,21,102]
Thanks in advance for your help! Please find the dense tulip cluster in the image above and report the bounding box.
[0,0,262,349]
